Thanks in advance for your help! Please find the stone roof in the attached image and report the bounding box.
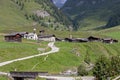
[5,32,27,37]
[38,35,55,38]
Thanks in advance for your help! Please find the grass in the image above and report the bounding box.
[0,0,52,33]
[0,76,8,80]
[0,0,120,79]
[98,25,120,39]
[0,0,33,33]
[0,41,119,74]
[0,0,69,33]
[79,17,106,31]
[0,24,120,76]
[0,37,48,62]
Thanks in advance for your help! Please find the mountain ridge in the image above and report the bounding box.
[61,0,120,30]
[0,0,71,33]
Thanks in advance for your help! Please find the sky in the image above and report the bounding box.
[53,0,67,8]
[53,0,67,4]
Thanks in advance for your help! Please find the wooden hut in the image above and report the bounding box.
[38,34,56,42]
[76,38,88,42]
[88,36,101,42]
[102,38,118,44]
[4,33,22,42]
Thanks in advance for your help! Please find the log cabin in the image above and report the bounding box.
[88,36,101,42]
[4,33,22,42]
[102,38,118,44]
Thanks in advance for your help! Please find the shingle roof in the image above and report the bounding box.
[5,32,27,37]
[38,34,55,38]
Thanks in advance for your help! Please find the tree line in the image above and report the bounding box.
[77,55,120,80]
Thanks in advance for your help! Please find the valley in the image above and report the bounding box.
[61,0,120,30]
[0,26,120,79]
[0,0,120,80]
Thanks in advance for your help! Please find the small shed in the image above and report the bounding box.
[76,38,88,42]
[38,35,56,42]
[88,36,101,42]
[64,38,73,42]
[4,33,22,42]
[102,38,118,44]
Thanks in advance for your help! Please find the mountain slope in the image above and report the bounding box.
[61,0,120,30]
[0,0,31,32]
[0,21,120,77]
[0,0,71,33]
[0,40,120,73]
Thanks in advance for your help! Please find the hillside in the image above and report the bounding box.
[99,25,120,39]
[0,26,120,73]
[0,0,120,79]
[0,24,120,79]
[0,39,119,73]
[0,0,71,33]
[61,0,120,30]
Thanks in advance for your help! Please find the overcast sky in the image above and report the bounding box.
[53,0,67,8]
[53,0,67,4]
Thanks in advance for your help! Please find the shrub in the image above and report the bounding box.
[93,55,120,80]
[78,64,88,76]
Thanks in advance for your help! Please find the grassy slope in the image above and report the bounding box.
[79,17,106,30]
[0,0,57,33]
[0,41,119,73]
[99,25,120,39]
[0,25,120,76]
[0,0,32,33]
[0,0,71,33]
[0,76,8,80]
[0,32,119,73]
[0,35,48,62]
[0,0,119,79]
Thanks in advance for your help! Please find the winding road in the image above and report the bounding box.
[0,42,95,80]
[0,42,59,67]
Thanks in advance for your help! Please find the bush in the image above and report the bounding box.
[110,56,120,76]
[93,55,120,80]
[78,64,88,76]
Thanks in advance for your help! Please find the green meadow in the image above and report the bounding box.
[0,0,120,80]
[0,25,120,80]
[0,25,120,72]
[0,36,48,62]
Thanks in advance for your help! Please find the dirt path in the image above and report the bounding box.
[0,42,59,67]
[113,75,120,80]
[39,75,95,80]
[0,72,8,76]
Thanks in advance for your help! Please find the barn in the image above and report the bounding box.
[4,33,22,42]
[88,36,101,42]
[102,38,118,44]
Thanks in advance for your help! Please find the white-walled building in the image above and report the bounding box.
[25,33,38,40]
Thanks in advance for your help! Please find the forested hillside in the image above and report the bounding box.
[61,0,120,30]
[0,0,71,33]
